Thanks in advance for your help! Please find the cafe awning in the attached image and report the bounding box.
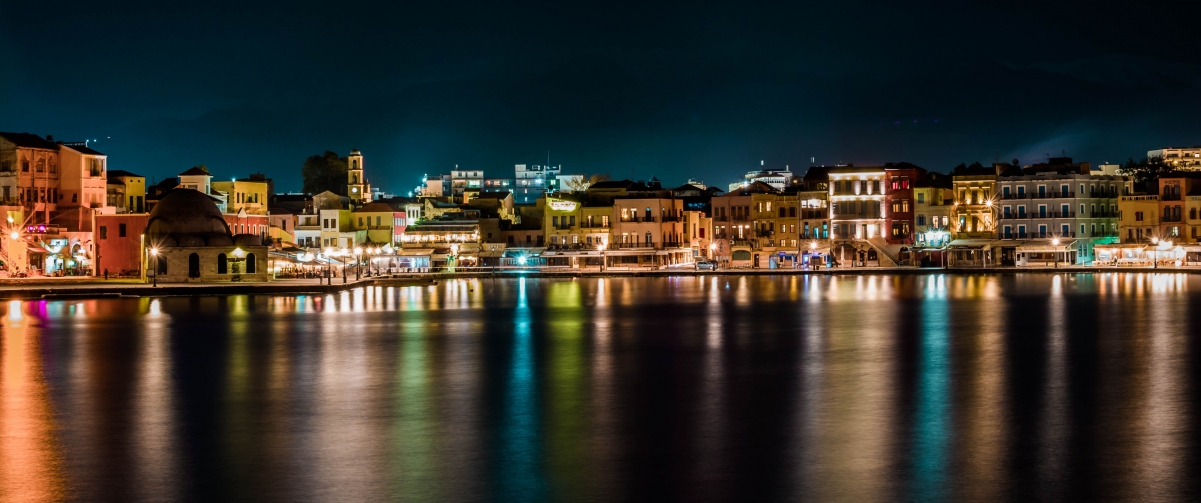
[397,248,434,257]
[1017,240,1077,252]
[947,239,994,249]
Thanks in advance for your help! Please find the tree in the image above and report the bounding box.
[191,164,210,174]
[562,173,611,192]
[1118,155,1172,186]
[301,151,348,194]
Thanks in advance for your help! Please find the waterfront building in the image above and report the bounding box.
[93,213,149,277]
[541,194,610,267]
[828,166,892,266]
[0,132,62,225]
[946,164,999,266]
[353,202,405,247]
[1157,173,1201,243]
[106,170,146,213]
[751,190,802,268]
[994,160,1125,265]
[1119,194,1159,243]
[608,196,691,269]
[143,189,269,282]
[912,184,953,265]
[711,183,763,267]
[399,218,481,269]
[1148,146,1201,170]
[58,142,110,214]
[880,163,927,265]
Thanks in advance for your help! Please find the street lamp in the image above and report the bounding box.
[598,242,606,272]
[1151,237,1159,269]
[149,247,159,287]
[324,247,334,285]
[449,243,460,273]
[354,247,363,281]
[1051,238,1060,268]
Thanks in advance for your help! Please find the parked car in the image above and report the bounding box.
[695,260,718,271]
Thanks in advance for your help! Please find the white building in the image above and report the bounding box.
[742,161,793,190]
[514,164,561,204]
[450,166,483,197]
[1148,146,1201,170]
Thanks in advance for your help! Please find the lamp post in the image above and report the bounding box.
[598,242,606,272]
[1151,237,1159,269]
[449,243,460,273]
[149,247,158,287]
[1051,238,1060,268]
[354,247,363,281]
[324,247,333,285]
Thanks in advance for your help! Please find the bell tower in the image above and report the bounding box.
[347,149,367,205]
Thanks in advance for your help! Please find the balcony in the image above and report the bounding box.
[661,215,681,222]
[1032,191,1075,199]
[755,230,774,237]
[1163,194,1182,201]
[1163,215,1183,223]
[1000,193,1028,200]
[619,216,656,223]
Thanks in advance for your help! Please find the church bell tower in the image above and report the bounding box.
[347,149,368,205]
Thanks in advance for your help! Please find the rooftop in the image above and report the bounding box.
[0,132,59,150]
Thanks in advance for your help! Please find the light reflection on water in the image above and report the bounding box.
[0,273,1199,502]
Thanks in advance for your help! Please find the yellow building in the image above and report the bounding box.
[353,202,401,246]
[751,192,801,267]
[543,194,611,250]
[106,170,146,213]
[952,172,997,239]
[212,179,269,215]
[1118,194,1159,243]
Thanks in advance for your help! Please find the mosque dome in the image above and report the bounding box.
[146,189,232,247]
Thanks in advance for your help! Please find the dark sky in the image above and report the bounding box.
[2,1,1199,193]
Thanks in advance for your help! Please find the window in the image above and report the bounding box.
[100,226,107,239]
[118,223,126,237]
[246,253,256,274]
[917,215,926,225]
[918,192,926,203]
[217,253,228,274]
[188,253,200,278]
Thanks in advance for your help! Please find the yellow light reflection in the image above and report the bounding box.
[0,302,68,502]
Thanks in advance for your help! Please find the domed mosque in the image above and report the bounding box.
[144,189,268,282]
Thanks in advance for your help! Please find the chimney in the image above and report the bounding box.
[46,135,54,141]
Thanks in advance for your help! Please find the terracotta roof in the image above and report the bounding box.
[0,132,58,149]
[107,169,144,181]
[178,167,210,176]
[60,142,104,155]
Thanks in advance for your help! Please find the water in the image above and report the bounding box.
[1,274,1200,502]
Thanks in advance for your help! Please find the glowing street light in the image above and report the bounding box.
[148,247,159,286]
[1051,238,1060,269]
[598,242,607,272]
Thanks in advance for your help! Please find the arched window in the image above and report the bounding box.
[156,255,167,274]
[188,253,200,278]
[246,253,256,274]
[217,253,228,274]
[1192,208,1197,220]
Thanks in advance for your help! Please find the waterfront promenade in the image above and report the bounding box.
[1,265,1196,299]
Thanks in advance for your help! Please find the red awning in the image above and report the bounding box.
[27,246,49,253]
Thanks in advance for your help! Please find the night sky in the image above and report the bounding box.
[2,1,1199,192]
